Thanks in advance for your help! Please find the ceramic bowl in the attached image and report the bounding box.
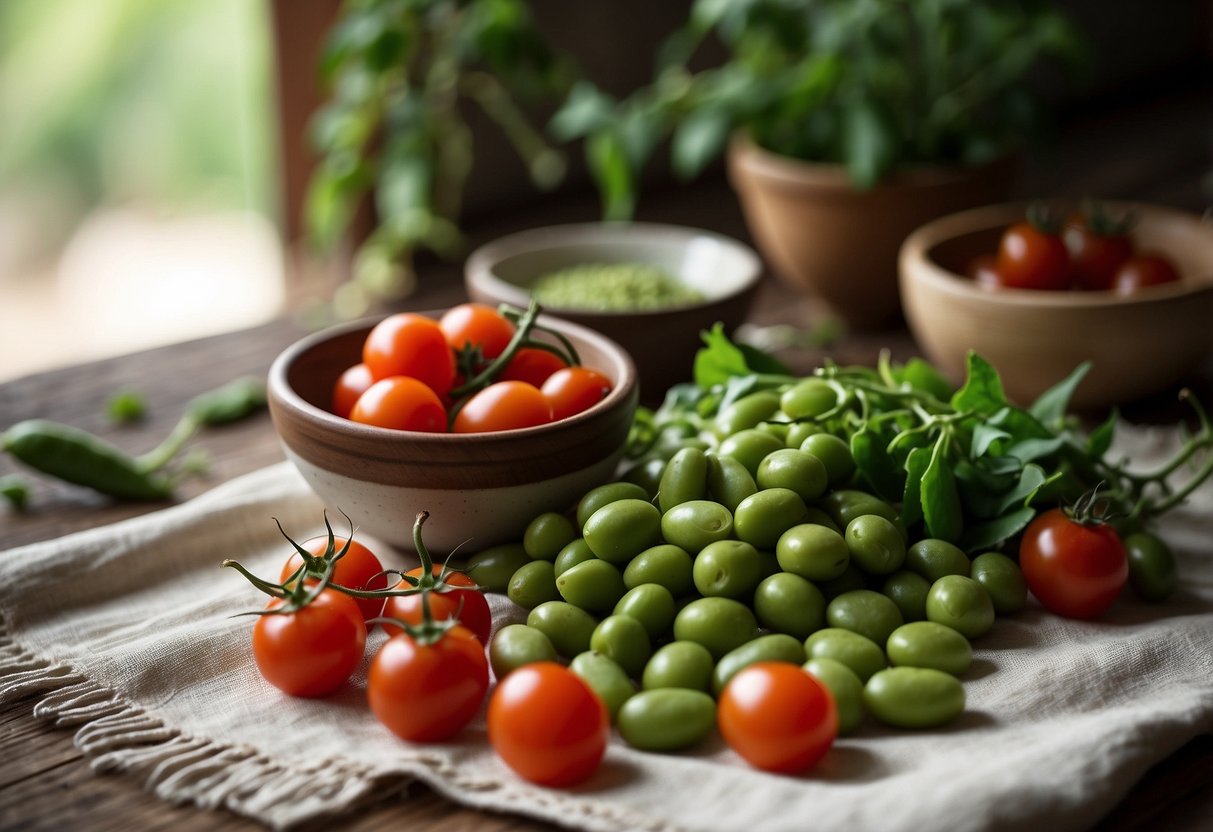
[899,201,1213,410]
[464,222,762,402]
[267,313,638,553]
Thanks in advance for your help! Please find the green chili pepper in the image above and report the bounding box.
[2,420,174,501]
[0,474,30,510]
[184,376,267,425]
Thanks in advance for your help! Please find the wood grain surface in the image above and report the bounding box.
[3,84,1212,832]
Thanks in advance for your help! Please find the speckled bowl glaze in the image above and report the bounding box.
[464,222,762,402]
[267,313,638,554]
[900,201,1213,410]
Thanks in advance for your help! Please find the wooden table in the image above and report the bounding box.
[3,85,1212,831]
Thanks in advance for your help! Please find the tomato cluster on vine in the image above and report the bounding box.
[968,203,1182,294]
[331,302,613,433]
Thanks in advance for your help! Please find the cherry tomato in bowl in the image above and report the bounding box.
[1019,508,1128,620]
[1062,214,1133,291]
[541,367,614,421]
[440,303,516,360]
[1113,253,1182,295]
[363,313,456,396]
[331,363,374,420]
[350,376,448,432]
[996,220,1070,291]
[452,381,552,433]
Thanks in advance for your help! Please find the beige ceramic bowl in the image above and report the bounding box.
[464,222,762,403]
[267,313,638,553]
[900,201,1213,410]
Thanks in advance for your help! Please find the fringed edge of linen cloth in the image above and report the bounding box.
[0,615,678,832]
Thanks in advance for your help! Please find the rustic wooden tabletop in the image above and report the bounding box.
[2,85,1212,831]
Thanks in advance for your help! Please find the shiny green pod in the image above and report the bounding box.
[864,667,965,728]
[617,689,717,752]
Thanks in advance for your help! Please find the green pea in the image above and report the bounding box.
[864,667,965,728]
[705,453,758,513]
[818,563,868,600]
[804,628,886,682]
[556,558,626,613]
[523,512,577,561]
[826,589,904,645]
[623,544,695,597]
[714,392,782,440]
[620,457,665,499]
[590,615,652,679]
[906,538,971,582]
[643,640,715,691]
[753,572,826,638]
[757,422,790,442]
[926,575,995,638]
[527,601,599,658]
[886,621,972,676]
[673,597,759,659]
[1124,532,1177,602]
[716,429,784,478]
[881,570,931,622]
[784,422,819,449]
[576,482,650,529]
[465,543,530,593]
[970,552,1028,613]
[583,499,662,564]
[617,689,716,752]
[756,449,828,502]
[570,651,636,722]
[780,378,837,419]
[734,488,808,549]
[553,538,596,578]
[692,539,764,599]
[489,624,558,678]
[712,633,805,695]
[845,514,906,576]
[658,447,709,513]
[507,560,560,610]
[776,523,849,582]
[804,657,865,734]
[661,500,734,553]
[799,433,856,485]
[614,583,676,640]
[821,489,898,529]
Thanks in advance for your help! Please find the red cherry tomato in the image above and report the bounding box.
[452,381,552,433]
[1113,253,1181,295]
[280,536,389,622]
[331,363,374,420]
[383,568,492,645]
[499,347,569,387]
[1019,508,1128,619]
[362,313,456,396]
[350,376,447,432]
[487,662,609,787]
[1062,215,1134,291]
[717,662,838,774]
[965,255,1005,290]
[368,625,489,742]
[252,589,367,697]
[996,221,1070,291]
[440,303,516,360]
[541,367,613,421]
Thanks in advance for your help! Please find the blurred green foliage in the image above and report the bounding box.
[0,0,273,250]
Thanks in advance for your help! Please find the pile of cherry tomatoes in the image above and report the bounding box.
[969,204,1182,293]
[331,302,613,433]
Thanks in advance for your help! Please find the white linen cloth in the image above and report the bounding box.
[1,425,1210,832]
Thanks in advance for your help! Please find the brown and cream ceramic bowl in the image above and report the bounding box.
[267,313,638,554]
[464,222,762,403]
[900,201,1213,411]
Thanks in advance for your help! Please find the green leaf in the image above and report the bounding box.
[1087,409,1118,459]
[671,107,732,180]
[549,82,615,140]
[842,99,896,190]
[970,424,1011,458]
[922,434,963,542]
[852,427,905,502]
[1005,436,1068,463]
[693,324,751,388]
[895,357,953,401]
[989,464,1053,516]
[951,353,1008,415]
[375,148,431,222]
[901,446,931,529]
[959,507,1036,553]
[736,343,790,376]
[1029,362,1091,429]
[586,132,635,221]
[989,406,1054,442]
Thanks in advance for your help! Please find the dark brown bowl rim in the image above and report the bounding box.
[267,312,638,446]
[463,221,763,320]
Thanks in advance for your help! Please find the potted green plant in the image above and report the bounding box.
[551,0,1086,330]
[305,0,573,317]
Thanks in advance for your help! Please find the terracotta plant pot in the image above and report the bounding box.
[727,135,1016,330]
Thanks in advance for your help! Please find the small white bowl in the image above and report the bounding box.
[465,222,763,400]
